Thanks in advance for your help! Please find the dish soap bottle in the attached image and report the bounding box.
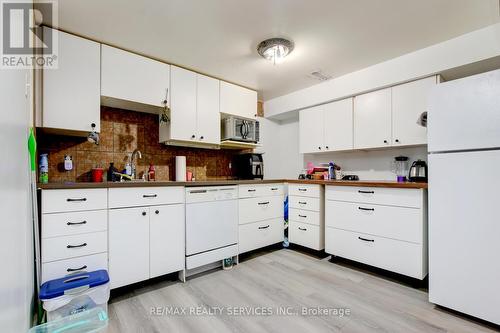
[148,163,156,181]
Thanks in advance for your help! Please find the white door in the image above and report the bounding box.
[392,76,436,146]
[150,204,185,278]
[354,88,392,149]
[428,150,500,325]
[299,105,324,153]
[109,207,149,289]
[43,28,100,133]
[101,45,170,108]
[324,98,353,151]
[220,81,257,119]
[170,66,197,141]
[428,69,500,153]
[185,200,238,256]
[196,75,220,144]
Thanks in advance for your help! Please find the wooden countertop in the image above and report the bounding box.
[38,179,427,189]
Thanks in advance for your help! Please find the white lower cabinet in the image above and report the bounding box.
[42,253,108,284]
[288,184,324,250]
[238,183,284,254]
[109,203,185,289]
[325,186,427,279]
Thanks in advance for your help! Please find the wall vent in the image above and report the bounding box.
[307,70,332,81]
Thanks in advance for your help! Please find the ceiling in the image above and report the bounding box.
[36,0,500,100]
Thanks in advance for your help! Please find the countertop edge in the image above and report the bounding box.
[38,179,427,190]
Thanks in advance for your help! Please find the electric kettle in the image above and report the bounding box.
[409,160,428,182]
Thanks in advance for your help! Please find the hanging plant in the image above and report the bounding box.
[160,88,170,125]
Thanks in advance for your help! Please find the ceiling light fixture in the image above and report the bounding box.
[257,38,294,65]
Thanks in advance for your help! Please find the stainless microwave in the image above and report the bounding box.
[221,116,260,143]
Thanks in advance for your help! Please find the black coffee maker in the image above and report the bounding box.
[234,153,264,180]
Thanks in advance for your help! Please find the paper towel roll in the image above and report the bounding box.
[175,156,187,181]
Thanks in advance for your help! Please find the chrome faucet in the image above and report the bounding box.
[130,149,142,179]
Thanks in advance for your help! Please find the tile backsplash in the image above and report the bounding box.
[38,107,240,182]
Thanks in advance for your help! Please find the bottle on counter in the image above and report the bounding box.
[39,153,49,184]
[148,163,155,181]
[107,162,118,182]
[125,162,132,176]
[328,161,335,180]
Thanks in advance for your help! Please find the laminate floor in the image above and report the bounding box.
[106,248,499,333]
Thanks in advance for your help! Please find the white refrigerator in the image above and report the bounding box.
[428,68,500,325]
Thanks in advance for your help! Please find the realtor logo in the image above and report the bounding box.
[1,0,58,68]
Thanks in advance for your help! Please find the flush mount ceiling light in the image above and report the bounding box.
[257,38,294,65]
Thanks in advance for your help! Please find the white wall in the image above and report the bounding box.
[0,60,35,331]
[257,117,302,179]
[265,22,500,117]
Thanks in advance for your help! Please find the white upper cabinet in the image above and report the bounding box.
[299,105,324,153]
[324,98,353,151]
[160,66,220,145]
[169,66,197,142]
[392,76,437,146]
[354,88,392,149]
[299,98,354,154]
[196,75,220,144]
[220,81,257,119]
[101,45,170,111]
[42,28,100,133]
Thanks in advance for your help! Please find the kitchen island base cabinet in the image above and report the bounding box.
[325,186,427,280]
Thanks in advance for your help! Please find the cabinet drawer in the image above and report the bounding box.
[42,231,107,263]
[325,227,425,279]
[288,184,321,198]
[325,201,422,243]
[108,186,184,208]
[42,210,107,238]
[41,253,108,283]
[289,208,321,226]
[239,196,283,224]
[42,189,107,213]
[238,218,283,254]
[289,221,324,251]
[326,186,422,208]
[289,196,320,211]
[238,184,284,198]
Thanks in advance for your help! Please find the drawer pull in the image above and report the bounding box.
[66,198,87,202]
[270,188,278,191]
[66,221,87,226]
[143,194,158,198]
[298,201,307,205]
[298,214,307,218]
[258,201,270,205]
[247,189,256,192]
[67,265,87,272]
[298,188,307,192]
[358,207,375,211]
[358,190,374,194]
[155,210,160,214]
[258,225,270,229]
[298,227,307,231]
[66,243,87,249]
[358,237,375,242]
[190,190,207,194]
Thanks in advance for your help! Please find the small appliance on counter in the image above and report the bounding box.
[393,156,409,182]
[234,153,263,179]
[409,159,428,182]
[221,116,260,143]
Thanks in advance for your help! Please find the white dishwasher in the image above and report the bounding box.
[185,186,238,270]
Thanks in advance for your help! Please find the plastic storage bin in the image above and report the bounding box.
[40,270,110,322]
[29,307,108,333]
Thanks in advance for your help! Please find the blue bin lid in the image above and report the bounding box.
[40,270,109,300]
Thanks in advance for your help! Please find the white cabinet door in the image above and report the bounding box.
[354,88,392,149]
[299,105,324,153]
[43,28,100,133]
[220,81,257,119]
[150,204,185,278]
[109,207,149,289]
[101,45,170,108]
[170,66,197,141]
[324,98,353,151]
[392,76,436,146]
[196,75,220,144]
